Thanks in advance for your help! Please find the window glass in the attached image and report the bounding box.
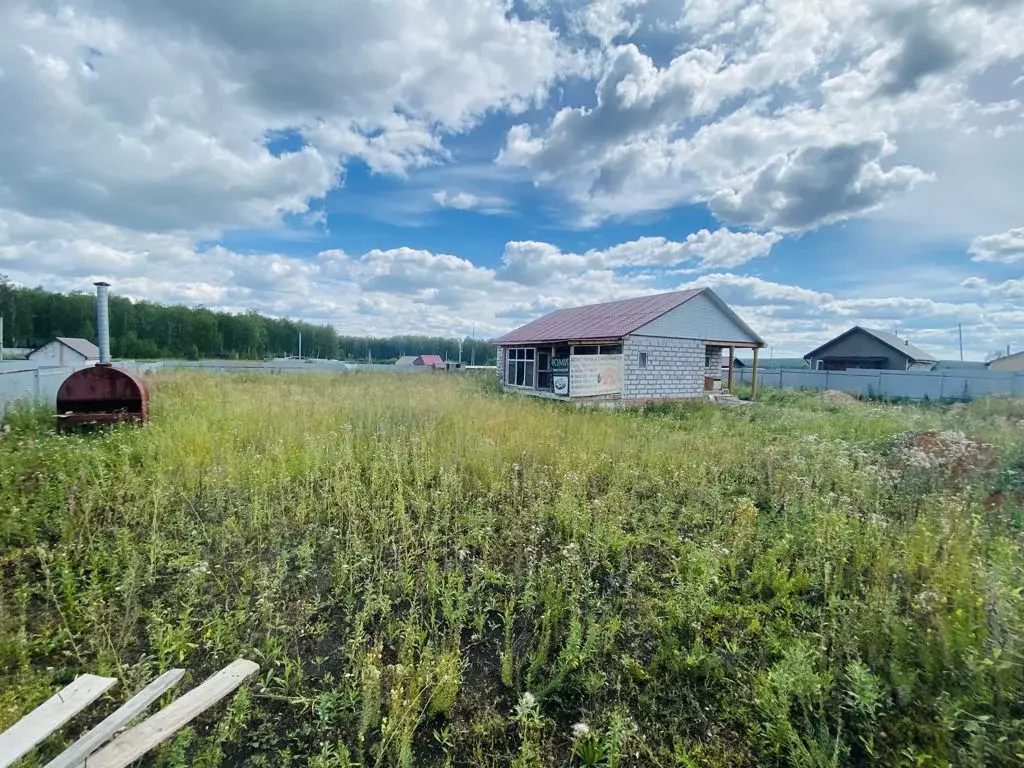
[505,347,536,387]
[639,352,648,368]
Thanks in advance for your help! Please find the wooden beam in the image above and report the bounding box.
[85,659,258,768]
[44,670,185,768]
[0,675,117,768]
[727,346,735,391]
[693,339,762,348]
[751,346,760,401]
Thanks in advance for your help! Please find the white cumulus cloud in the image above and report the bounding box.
[969,227,1024,263]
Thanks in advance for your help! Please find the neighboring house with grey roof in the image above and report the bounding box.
[804,327,937,372]
[27,337,100,367]
[987,350,1024,372]
[493,288,765,404]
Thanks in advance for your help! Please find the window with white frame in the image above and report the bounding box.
[639,351,648,368]
[505,348,536,387]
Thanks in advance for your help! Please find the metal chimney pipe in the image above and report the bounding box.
[94,281,111,365]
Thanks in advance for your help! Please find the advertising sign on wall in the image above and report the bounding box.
[551,356,570,396]
[570,354,622,397]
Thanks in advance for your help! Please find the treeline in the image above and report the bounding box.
[0,279,496,363]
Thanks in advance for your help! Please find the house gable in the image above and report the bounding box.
[804,328,936,370]
[631,290,761,344]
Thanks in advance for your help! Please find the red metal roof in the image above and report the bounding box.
[495,289,705,344]
[417,354,444,366]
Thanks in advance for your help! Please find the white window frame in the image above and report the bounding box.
[505,347,536,388]
[638,351,648,369]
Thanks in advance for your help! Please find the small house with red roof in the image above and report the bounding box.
[415,354,445,369]
[493,288,765,404]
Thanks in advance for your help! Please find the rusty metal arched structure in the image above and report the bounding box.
[56,365,148,429]
[54,282,150,430]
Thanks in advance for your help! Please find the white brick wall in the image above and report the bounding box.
[705,346,723,379]
[622,336,706,401]
[496,347,505,383]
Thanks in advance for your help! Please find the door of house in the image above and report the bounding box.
[537,350,551,390]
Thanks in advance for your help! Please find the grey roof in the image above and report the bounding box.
[55,337,100,359]
[394,355,418,366]
[805,326,937,363]
[987,350,1024,366]
[494,288,765,346]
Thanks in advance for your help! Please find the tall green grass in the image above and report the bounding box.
[1,372,1022,767]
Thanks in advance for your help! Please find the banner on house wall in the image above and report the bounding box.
[551,356,570,396]
[570,354,622,397]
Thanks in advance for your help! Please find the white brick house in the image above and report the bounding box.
[494,288,765,404]
[26,337,100,367]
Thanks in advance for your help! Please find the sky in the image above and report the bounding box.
[1,0,1022,359]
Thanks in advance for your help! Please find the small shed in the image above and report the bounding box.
[394,355,418,366]
[804,327,937,371]
[987,350,1024,372]
[27,337,100,367]
[494,287,765,404]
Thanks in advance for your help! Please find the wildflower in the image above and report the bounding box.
[571,722,591,739]
[521,692,536,708]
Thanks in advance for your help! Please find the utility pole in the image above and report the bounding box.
[471,324,476,366]
[1,315,4,361]
[458,338,463,364]
[958,323,963,362]
[298,331,302,360]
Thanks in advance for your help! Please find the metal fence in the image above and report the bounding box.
[0,359,450,414]
[0,364,85,413]
[735,366,1024,401]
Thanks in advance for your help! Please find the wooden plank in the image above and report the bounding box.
[753,344,761,399]
[727,346,735,392]
[44,669,185,768]
[84,660,258,768]
[0,675,117,768]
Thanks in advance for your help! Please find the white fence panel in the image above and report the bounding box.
[0,366,85,413]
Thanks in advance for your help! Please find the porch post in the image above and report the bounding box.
[727,346,735,391]
[751,346,760,401]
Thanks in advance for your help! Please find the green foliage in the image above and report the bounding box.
[0,275,495,362]
[1,375,1023,766]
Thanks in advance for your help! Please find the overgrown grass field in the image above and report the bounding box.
[2,373,1024,767]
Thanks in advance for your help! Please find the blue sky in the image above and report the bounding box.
[1,0,1022,358]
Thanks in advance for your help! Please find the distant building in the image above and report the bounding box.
[27,337,99,366]
[416,354,445,369]
[804,327,937,371]
[494,288,764,404]
[394,354,445,369]
[934,360,988,371]
[987,350,1024,372]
